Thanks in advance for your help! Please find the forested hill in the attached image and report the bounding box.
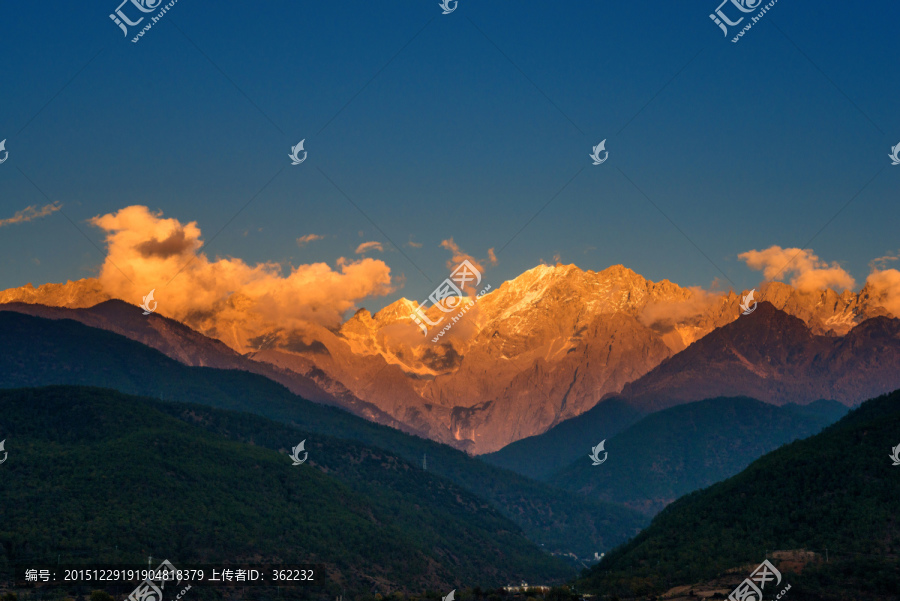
[0,386,572,594]
[577,388,900,600]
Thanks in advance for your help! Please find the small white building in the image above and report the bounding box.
[503,582,550,594]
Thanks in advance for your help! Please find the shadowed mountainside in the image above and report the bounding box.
[480,399,645,480]
[548,396,848,514]
[0,311,648,558]
[614,302,900,412]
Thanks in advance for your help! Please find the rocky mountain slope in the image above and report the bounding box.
[614,302,900,411]
[1,264,895,453]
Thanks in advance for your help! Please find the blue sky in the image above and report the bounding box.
[1,0,898,313]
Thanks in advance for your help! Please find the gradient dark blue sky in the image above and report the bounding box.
[1,0,898,313]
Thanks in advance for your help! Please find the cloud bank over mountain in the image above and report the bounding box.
[740,244,900,314]
[6,206,900,453]
[89,205,394,330]
[739,245,855,291]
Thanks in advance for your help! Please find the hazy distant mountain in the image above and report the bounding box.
[1,266,894,453]
[615,302,900,411]
[0,300,405,431]
[480,399,645,480]
[548,396,848,514]
[0,311,648,558]
[578,388,900,600]
[0,386,573,592]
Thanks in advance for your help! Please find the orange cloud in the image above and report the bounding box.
[88,206,394,337]
[0,202,62,227]
[739,246,855,292]
[439,238,498,274]
[638,287,723,331]
[864,268,900,317]
[297,234,324,248]
[869,252,899,271]
[355,241,384,254]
